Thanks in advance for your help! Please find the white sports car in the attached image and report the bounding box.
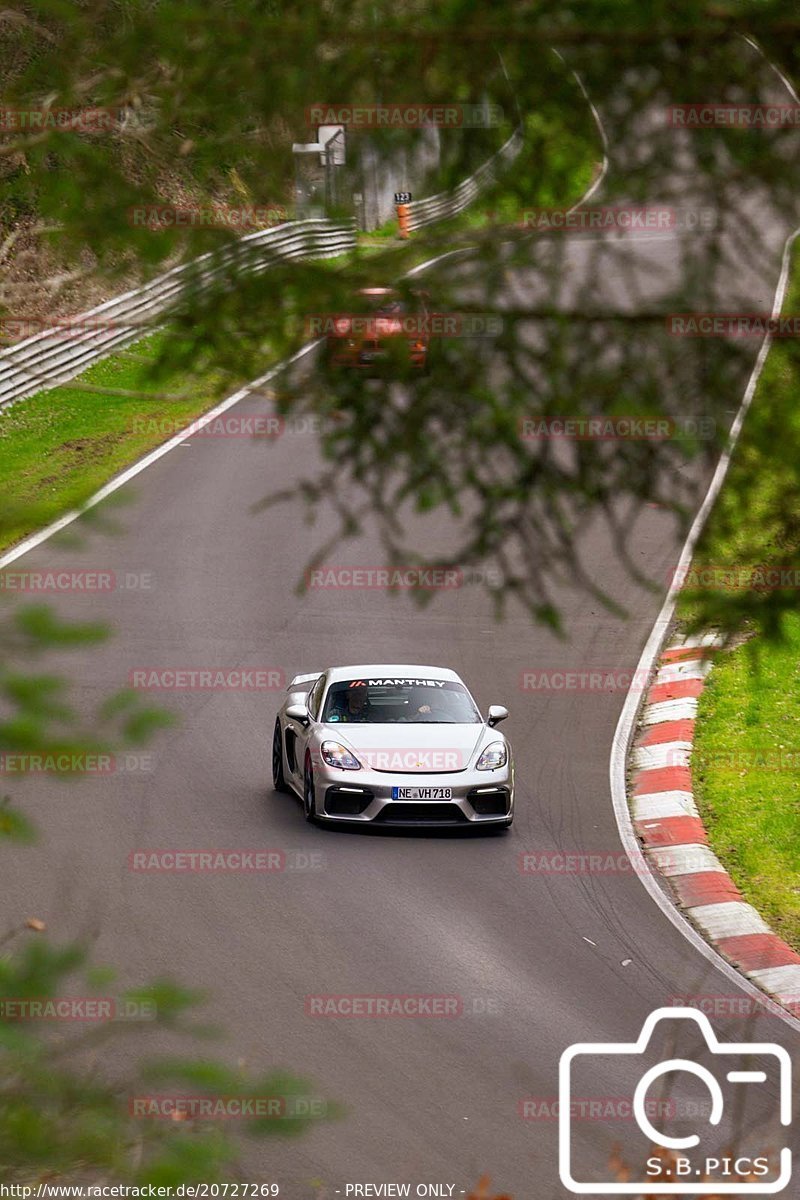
[272,664,514,827]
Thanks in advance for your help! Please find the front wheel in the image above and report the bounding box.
[272,720,290,793]
[303,758,317,823]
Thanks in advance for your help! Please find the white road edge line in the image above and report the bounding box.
[608,41,800,1033]
[406,57,610,277]
[0,340,324,570]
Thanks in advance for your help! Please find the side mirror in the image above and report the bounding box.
[487,704,509,727]
[286,703,311,727]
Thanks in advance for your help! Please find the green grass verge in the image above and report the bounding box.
[677,242,800,952]
[691,626,800,951]
[0,333,239,550]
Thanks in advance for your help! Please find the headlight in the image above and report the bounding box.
[476,741,507,771]
[321,741,362,770]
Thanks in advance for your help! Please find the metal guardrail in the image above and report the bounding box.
[0,125,522,411]
[0,218,355,411]
[405,126,524,231]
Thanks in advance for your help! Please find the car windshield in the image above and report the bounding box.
[321,677,481,724]
[359,291,407,315]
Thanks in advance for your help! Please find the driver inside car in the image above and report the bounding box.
[407,690,444,720]
[330,687,372,723]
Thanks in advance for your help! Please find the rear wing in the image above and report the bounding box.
[287,672,321,691]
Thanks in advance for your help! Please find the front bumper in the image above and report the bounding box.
[314,764,514,826]
[327,342,427,372]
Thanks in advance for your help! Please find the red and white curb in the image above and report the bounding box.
[631,631,800,1019]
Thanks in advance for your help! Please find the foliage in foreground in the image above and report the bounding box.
[0,602,331,1182]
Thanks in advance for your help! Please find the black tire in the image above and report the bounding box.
[303,757,317,823]
[272,720,290,793]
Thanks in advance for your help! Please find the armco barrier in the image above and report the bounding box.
[0,125,523,410]
[405,126,524,231]
[0,218,355,411]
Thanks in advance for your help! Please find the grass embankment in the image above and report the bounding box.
[677,242,800,952]
[0,333,236,551]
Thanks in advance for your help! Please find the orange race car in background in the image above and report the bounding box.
[325,286,431,372]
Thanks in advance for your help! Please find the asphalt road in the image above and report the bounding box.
[3,36,800,1200]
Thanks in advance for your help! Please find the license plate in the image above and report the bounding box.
[392,786,452,800]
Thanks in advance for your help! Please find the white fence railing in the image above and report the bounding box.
[0,218,355,411]
[405,126,524,231]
